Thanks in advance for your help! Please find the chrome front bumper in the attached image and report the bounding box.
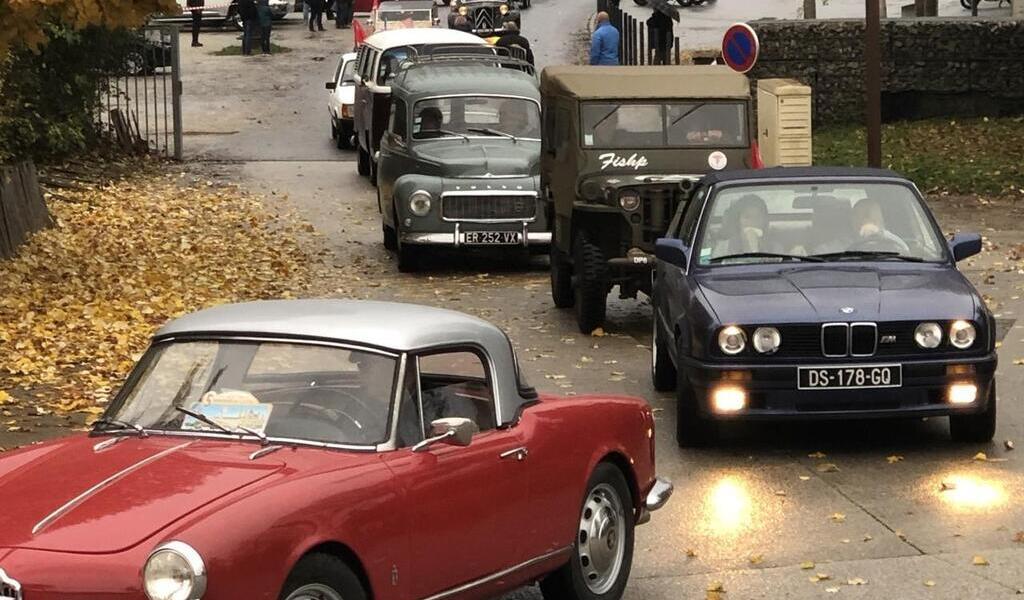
[637,477,673,524]
[401,223,551,248]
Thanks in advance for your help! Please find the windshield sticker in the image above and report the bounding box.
[708,151,728,170]
[584,134,594,146]
[599,153,650,171]
[183,402,274,434]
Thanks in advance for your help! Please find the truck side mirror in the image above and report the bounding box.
[949,233,982,262]
[655,238,690,269]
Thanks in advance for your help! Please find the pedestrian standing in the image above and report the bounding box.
[187,0,204,47]
[335,0,353,28]
[495,21,534,65]
[590,11,619,65]
[307,0,326,31]
[257,0,274,54]
[239,0,258,55]
[647,10,673,65]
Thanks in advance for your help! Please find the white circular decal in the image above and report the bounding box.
[708,151,728,171]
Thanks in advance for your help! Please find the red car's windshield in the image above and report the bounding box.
[104,340,397,446]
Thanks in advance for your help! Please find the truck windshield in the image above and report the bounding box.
[581,102,748,149]
[413,96,541,140]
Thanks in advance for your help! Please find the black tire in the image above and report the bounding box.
[950,384,997,443]
[394,205,419,272]
[381,192,398,251]
[357,143,371,176]
[651,314,677,392]
[279,553,367,600]
[551,244,575,309]
[338,125,353,150]
[573,232,608,334]
[676,373,715,447]
[540,462,634,600]
[369,158,378,187]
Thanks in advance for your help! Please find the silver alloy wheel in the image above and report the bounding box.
[577,482,627,595]
[285,583,344,600]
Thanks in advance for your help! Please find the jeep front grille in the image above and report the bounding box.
[442,194,536,221]
[639,186,681,246]
[472,7,495,30]
[0,568,22,600]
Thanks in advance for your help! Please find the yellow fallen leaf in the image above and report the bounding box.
[808,451,827,459]
[0,391,10,404]
[886,455,904,464]
[685,548,698,558]
[706,581,725,592]
[1006,440,1015,451]
[590,327,606,337]
[749,554,764,565]
[1013,531,1024,543]
[972,555,989,566]
[924,580,936,587]
[799,475,811,481]
[801,561,815,570]
[863,534,874,541]
[825,587,840,593]
[847,577,867,585]
[830,512,846,523]
[973,452,989,461]
[817,463,840,473]
[809,573,831,582]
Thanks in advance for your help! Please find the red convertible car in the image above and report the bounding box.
[0,300,671,600]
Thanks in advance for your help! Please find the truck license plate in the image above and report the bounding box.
[797,364,902,390]
[463,231,522,245]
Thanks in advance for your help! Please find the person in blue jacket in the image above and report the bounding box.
[590,11,620,65]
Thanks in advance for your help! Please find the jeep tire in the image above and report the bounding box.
[550,244,574,309]
[572,231,608,334]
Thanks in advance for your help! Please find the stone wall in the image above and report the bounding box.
[748,18,1024,124]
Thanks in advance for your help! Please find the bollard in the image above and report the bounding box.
[639,24,645,65]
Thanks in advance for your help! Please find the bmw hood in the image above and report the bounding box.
[0,435,284,553]
[696,265,980,324]
[414,140,539,178]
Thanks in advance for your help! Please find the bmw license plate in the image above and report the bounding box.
[463,231,522,245]
[797,364,902,390]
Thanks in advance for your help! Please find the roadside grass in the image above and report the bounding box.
[212,43,292,56]
[813,116,1024,196]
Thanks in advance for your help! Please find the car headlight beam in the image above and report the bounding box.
[409,190,432,217]
[950,320,976,350]
[752,326,781,354]
[718,325,746,355]
[914,322,942,349]
[144,541,206,600]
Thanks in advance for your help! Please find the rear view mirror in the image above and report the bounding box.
[949,233,982,262]
[655,238,690,269]
[412,418,479,452]
[325,81,336,90]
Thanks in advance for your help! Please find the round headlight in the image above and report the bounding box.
[619,190,641,212]
[144,542,206,600]
[499,3,509,13]
[718,326,746,355]
[752,327,781,354]
[914,322,942,349]
[950,320,976,349]
[458,5,468,14]
[409,190,432,217]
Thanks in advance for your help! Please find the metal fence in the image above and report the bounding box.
[598,0,683,66]
[97,24,183,160]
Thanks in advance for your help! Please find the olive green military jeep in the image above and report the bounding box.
[540,65,757,333]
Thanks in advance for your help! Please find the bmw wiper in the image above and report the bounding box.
[709,252,825,264]
[466,127,519,143]
[174,405,234,435]
[811,250,925,263]
[92,418,148,437]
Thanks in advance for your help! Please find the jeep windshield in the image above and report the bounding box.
[413,96,541,141]
[581,102,748,149]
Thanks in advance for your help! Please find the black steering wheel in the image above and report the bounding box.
[850,232,907,254]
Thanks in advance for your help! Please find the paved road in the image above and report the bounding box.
[178,8,1024,598]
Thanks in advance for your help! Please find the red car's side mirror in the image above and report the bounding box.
[412,418,478,452]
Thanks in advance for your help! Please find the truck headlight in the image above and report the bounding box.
[718,325,746,355]
[950,320,976,349]
[499,3,509,13]
[618,190,641,212]
[409,190,432,217]
[914,322,942,349]
[752,327,781,354]
[144,541,207,600]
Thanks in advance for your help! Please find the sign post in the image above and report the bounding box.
[721,23,759,74]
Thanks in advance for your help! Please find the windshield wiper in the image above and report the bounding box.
[811,250,925,263]
[92,418,148,437]
[434,129,471,143]
[709,252,825,264]
[237,425,270,445]
[466,127,519,143]
[174,405,234,435]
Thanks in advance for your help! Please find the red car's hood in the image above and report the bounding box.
[0,435,285,553]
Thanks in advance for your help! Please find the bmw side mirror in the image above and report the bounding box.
[411,418,479,452]
[655,238,690,269]
[325,81,337,90]
[949,232,982,262]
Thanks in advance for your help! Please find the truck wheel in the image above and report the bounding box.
[550,245,575,308]
[573,232,608,334]
[676,373,715,447]
[651,314,677,392]
[381,192,397,251]
[357,143,370,176]
[280,553,367,600]
[949,384,997,443]
[539,462,634,600]
[393,206,419,272]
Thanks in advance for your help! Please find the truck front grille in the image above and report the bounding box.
[472,7,495,30]
[639,186,682,246]
[442,194,536,221]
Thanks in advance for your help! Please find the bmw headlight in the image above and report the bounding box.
[950,320,976,349]
[618,189,641,212]
[499,3,509,13]
[914,322,942,349]
[718,325,746,355]
[409,190,432,217]
[752,326,781,354]
[144,541,207,600]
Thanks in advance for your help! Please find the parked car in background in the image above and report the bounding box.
[370,0,439,32]
[153,0,288,29]
[0,299,671,600]
[448,0,523,35]
[352,28,489,184]
[377,51,546,271]
[650,167,996,446]
[540,65,758,334]
[123,29,173,76]
[327,52,358,150]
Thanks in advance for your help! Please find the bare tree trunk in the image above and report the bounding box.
[803,0,816,19]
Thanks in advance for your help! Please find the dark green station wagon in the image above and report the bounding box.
[377,53,548,271]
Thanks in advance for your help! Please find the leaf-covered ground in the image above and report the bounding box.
[814,116,1024,196]
[0,165,314,423]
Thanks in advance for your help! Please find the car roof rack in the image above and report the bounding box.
[399,44,536,76]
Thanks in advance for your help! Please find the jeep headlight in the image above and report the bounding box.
[499,3,509,13]
[718,325,746,355]
[752,326,781,354]
[618,189,641,212]
[950,320,976,349]
[914,322,942,349]
[144,541,207,600]
[409,190,432,217]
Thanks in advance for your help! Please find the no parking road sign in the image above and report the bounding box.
[722,23,759,74]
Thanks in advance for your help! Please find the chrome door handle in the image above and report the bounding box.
[499,447,529,461]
